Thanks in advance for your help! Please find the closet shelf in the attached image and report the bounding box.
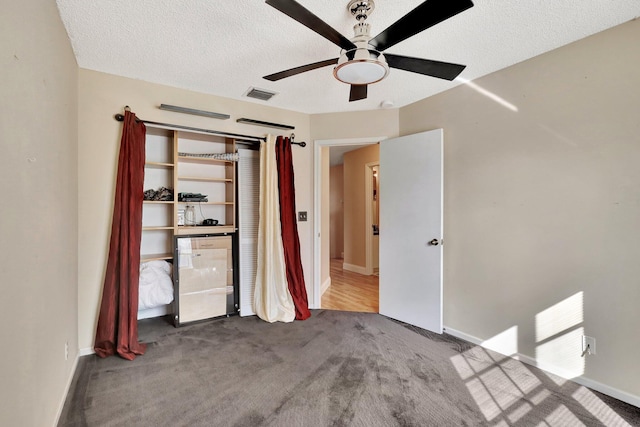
[145,161,174,168]
[177,176,233,183]
[177,201,233,205]
[141,253,173,262]
[176,225,235,235]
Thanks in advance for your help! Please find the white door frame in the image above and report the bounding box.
[364,161,379,276]
[312,136,388,308]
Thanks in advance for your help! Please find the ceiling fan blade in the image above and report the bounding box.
[349,84,368,102]
[266,0,356,51]
[385,53,466,81]
[263,58,338,81]
[370,0,474,52]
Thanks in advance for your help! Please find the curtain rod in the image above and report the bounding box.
[114,109,306,147]
[114,112,266,142]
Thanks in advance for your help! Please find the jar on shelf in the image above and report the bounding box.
[185,205,196,226]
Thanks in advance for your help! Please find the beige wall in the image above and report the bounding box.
[0,1,78,425]
[343,145,380,269]
[4,6,638,419]
[401,19,640,398]
[330,164,345,259]
[312,109,397,294]
[77,69,312,350]
[311,109,399,141]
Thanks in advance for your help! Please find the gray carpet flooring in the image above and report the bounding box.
[59,310,640,426]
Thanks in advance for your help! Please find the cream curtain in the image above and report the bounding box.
[254,135,295,322]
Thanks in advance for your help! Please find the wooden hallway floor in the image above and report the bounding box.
[321,258,379,313]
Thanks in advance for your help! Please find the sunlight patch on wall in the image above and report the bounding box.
[536,327,585,384]
[535,292,584,342]
[456,77,519,112]
[451,291,630,425]
[481,325,518,358]
[572,387,632,427]
[537,123,578,147]
[535,292,585,384]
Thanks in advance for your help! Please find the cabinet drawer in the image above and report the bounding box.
[191,236,232,250]
[178,248,229,294]
[178,289,228,323]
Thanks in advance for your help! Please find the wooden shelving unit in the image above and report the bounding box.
[139,126,242,324]
[141,127,237,262]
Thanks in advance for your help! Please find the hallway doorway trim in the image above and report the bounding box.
[313,136,388,308]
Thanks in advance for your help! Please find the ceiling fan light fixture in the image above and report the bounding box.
[334,49,389,85]
[264,0,474,101]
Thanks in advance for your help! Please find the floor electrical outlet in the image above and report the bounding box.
[582,335,596,356]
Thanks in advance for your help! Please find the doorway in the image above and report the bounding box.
[313,136,387,311]
[365,162,380,276]
[322,146,379,312]
[314,130,444,334]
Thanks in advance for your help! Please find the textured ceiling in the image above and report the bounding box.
[57,0,640,114]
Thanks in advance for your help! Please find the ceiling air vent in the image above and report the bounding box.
[244,87,277,101]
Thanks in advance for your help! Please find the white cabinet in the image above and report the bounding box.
[174,234,234,325]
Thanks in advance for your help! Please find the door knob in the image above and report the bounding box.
[429,239,440,246]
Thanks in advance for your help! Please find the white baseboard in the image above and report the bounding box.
[343,262,368,275]
[321,277,331,295]
[443,326,640,409]
[54,352,79,426]
[79,347,95,357]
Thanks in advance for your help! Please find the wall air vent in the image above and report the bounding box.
[244,87,278,101]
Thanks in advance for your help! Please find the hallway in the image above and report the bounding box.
[321,259,379,313]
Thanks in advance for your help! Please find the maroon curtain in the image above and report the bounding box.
[94,110,147,360]
[276,136,311,320]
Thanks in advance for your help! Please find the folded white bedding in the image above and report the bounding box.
[139,260,174,310]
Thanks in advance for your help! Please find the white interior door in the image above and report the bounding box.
[379,129,443,333]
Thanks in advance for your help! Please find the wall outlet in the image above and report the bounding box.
[582,335,596,356]
[65,342,69,361]
[298,211,307,222]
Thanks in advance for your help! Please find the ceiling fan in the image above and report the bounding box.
[263,0,474,102]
